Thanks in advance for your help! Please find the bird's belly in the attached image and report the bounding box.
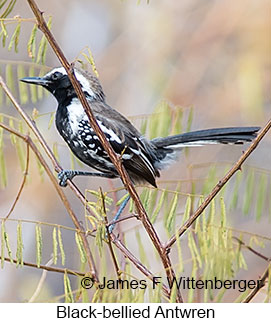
[64,129,117,174]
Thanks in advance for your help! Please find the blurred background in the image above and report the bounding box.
[0,0,270,302]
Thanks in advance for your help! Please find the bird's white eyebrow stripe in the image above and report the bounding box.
[44,67,96,98]
[44,67,66,78]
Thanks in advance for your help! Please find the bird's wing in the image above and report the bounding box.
[94,113,159,187]
[74,100,158,186]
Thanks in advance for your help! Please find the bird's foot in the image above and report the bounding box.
[58,170,77,187]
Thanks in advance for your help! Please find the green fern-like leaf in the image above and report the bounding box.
[27,23,38,61]
[57,227,65,266]
[16,221,23,267]
[7,20,20,52]
[35,224,42,268]
[63,271,74,303]
[0,0,17,18]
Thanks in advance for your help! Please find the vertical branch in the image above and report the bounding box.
[99,187,121,277]
[26,0,182,301]
[243,265,270,303]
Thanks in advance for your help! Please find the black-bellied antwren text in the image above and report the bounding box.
[57,305,215,319]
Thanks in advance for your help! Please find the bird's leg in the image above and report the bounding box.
[58,170,116,187]
[108,195,131,233]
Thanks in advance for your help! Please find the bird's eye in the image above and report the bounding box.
[51,72,62,81]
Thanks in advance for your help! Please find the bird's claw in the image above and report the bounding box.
[58,170,73,187]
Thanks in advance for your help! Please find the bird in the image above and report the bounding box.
[20,67,260,188]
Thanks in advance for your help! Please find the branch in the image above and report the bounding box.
[165,119,271,250]
[233,237,270,302]
[111,233,171,299]
[100,188,121,278]
[2,256,85,277]
[26,0,182,301]
[29,257,54,302]
[233,237,270,262]
[243,264,270,303]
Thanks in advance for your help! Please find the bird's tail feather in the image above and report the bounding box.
[151,127,260,170]
[151,127,260,149]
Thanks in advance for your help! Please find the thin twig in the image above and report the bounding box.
[0,122,26,140]
[233,237,271,303]
[28,257,54,302]
[26,0,182,301]
[243,264,270,303]
[2,256,85,276]
[100,188,121,278]
[111,233,171,299]
[106,228,121,278]
[5,141,30,219]
[165,119,271,250]
[233,237,270,262]
[107,214,137,227]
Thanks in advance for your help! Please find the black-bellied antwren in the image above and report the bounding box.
[20,67,260,188]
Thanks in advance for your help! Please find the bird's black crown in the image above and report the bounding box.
[21,67,105,104]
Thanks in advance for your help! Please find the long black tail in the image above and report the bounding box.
[151,126,260,169]
[152,127,260,148]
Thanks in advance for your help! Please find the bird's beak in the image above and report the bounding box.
[20,77,51,87]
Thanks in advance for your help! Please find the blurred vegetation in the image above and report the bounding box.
[0,0,270,303]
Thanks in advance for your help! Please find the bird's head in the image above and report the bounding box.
[20,67,105,103]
